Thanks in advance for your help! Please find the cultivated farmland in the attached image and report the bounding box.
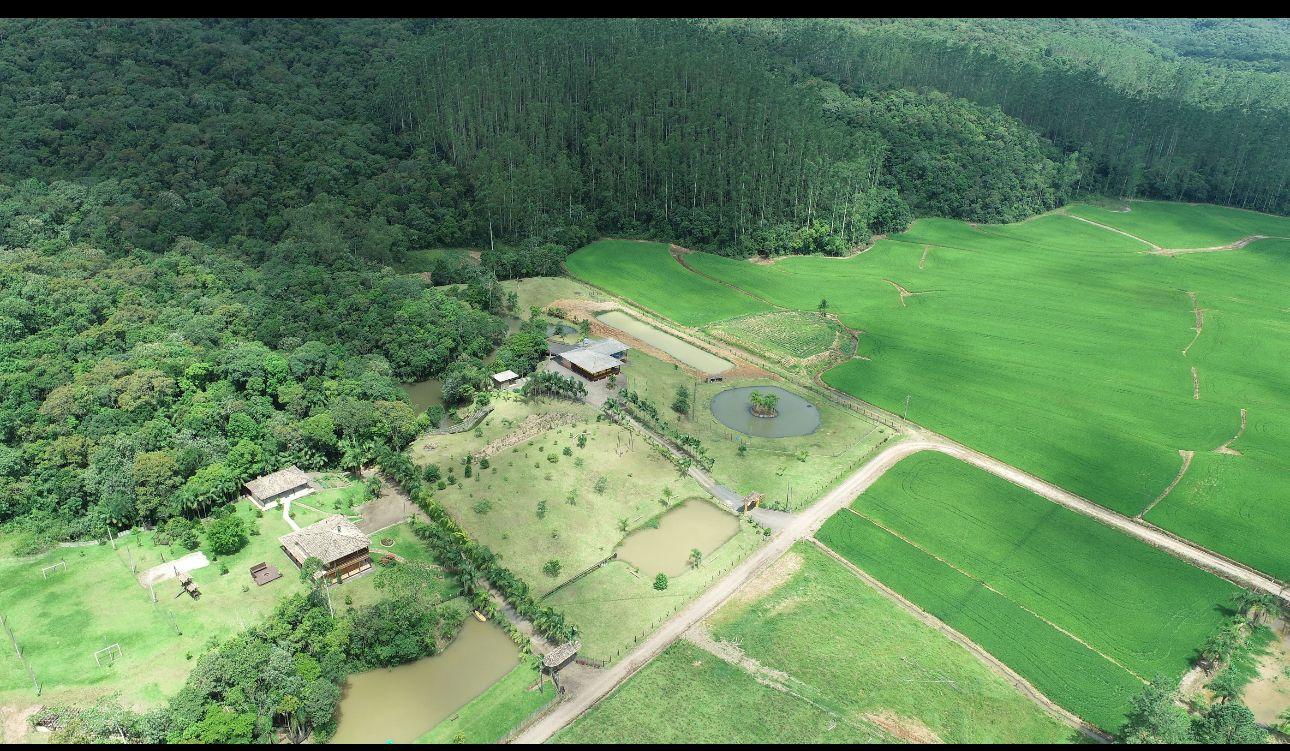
[816,451,1241,730]
[567,202,1290,580]
[565,239,770,326]
[557,542,1076,743]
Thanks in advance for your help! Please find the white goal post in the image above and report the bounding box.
[93,643,122,667]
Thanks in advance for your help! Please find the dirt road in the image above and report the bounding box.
[511,438,939,743]
[511,433,1286,743]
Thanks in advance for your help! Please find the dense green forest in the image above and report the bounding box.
[2,17,1288,547]
[719,19,1290,214]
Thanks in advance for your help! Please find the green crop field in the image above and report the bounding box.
[555,640,887,744]
[559,542,1076,743]
[705,310,841,360]
[1067,200,1290,249]
[570,202,1290,580]
[565,239,770,326]
[816,451,1241,730]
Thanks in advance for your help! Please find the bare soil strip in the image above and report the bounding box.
[918,245,931,270]
[1138,450,1195,519]
[1182,291,1203,356]
[1191,366,1200,400]
[1215,408,1248,456]
[1067,215,1160,250]
[883,278,931,308]
[1149,235,1287,256]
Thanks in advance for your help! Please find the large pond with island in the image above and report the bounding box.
[709,385,821,439]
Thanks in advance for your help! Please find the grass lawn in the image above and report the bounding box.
[408,397,706,591]
[620,350,891,510]
[816,451,1241,730]
[416,659,554,743]
[544,519,765,663]
[0,500,309,712]
[554,640,886,744]
[500,275,606,315]
[574,202,1290,579]
[566,239,770,326]
[0,486,439,720]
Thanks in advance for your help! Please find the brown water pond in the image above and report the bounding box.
[615,499,740,577]
[399,378,443,415]
[330,618,518,744]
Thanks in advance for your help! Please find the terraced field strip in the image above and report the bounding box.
[816,510,1143,732]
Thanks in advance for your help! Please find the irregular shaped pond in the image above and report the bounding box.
[595,310,733,374]
[330,618,518,744]
[710,385,821,438]
[615,499,740,577]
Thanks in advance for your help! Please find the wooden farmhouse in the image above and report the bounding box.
[278,515,372,583]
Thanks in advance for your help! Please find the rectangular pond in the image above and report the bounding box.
[596,310,733,375]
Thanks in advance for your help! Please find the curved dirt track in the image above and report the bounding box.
[512,432,1287,744]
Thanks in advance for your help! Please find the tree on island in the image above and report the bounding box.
[749,390,780,417]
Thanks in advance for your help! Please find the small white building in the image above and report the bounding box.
[244,466,315,511]
[491,370,521,389]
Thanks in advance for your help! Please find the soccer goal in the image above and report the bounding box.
[93,643,123,667]
[40,559,67,580]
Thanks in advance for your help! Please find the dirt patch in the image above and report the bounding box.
[356,477,428,534]
[138,551,210,587]
[1066,215,1160,250]
[685,624,793,691]
[1191,366,1200,400]
[724,550,803,610]
[1138,450,1194,518]
[918,245,930,270]
[1216,408,1248,456]
[0,704,41,744]
[1183,291,1204,356]
[1242,622,1290,725]
[883,279,934,308]
[862,711,943,744]
[1151,235,1285,257]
